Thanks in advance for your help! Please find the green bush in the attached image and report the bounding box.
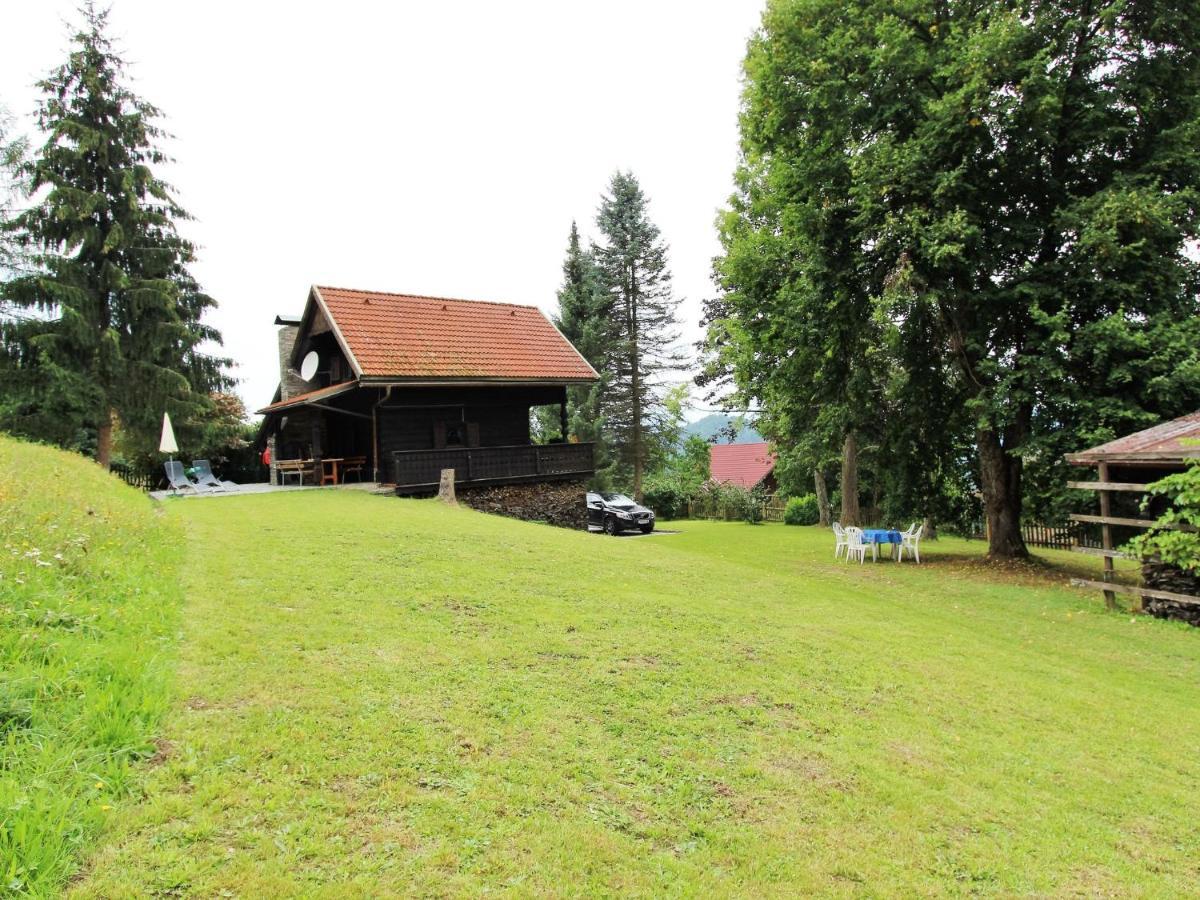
[729,484,767,524]
[642,479,691,520]
[1126,458,1200,572]
[784,494,820,526]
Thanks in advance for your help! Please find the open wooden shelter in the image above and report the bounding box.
[1065,411,1200,613]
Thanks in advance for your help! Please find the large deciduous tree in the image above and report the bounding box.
[703,1,888,528]
[594,171,683,499]
[1,4,230,467]
[712,0,1200,557]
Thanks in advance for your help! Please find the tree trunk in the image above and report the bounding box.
[978,428,1028,558]
[629,278,643,502]
[96,408,114,470]
[814,468,831,527]
[437,468,457,504]
[840,431,860,527]
[922,515,938,541]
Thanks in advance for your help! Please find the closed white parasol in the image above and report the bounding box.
[159,412,179,456]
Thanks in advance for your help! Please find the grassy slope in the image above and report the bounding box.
[68,490,1200,896]
[0,437,180,894]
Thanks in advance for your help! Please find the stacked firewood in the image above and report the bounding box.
[1141,561,1200,627]
[458,480,588,530]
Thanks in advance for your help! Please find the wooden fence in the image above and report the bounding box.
[110,462,158,492]
[1020,522,1096,550]
[687,493,787,522]
[981,519,1103,550]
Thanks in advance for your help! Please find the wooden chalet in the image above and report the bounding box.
[257,286,598,494]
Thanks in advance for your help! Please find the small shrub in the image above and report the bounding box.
[1126,457,1200,572]
[642,479,691,520]
[725,484,766,524]
[784,494,820,526]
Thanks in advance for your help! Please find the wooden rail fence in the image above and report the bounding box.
[1069,467,1200,611]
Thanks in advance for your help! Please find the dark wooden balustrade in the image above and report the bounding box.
[391,442,594,492]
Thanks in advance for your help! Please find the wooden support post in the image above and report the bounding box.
[371,406,379,483]
[437,468,456,504]
[1097,462,1118,610]
[559,400,569,441]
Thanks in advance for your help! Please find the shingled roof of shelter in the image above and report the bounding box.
[1066,411,1200,464]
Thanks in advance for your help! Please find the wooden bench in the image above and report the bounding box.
[340,455,367,483]
[276,458,314,485]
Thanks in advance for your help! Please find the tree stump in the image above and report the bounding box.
[437,468,456,504]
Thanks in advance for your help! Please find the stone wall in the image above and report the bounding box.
[457,479,588,530]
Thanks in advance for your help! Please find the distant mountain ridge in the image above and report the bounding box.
[683,413,763,444]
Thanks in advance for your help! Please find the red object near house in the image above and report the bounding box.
[709,442,777,491]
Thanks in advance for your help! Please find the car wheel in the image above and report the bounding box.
[604,516,620,536]
[639,523,654,534]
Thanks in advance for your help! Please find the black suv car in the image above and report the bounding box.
[587,492,656,535]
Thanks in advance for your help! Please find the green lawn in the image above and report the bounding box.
[5,439,1200,896]
[1,438,180,894]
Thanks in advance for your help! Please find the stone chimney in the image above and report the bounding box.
[275,315,306,400]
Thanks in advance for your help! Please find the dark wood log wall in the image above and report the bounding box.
[377,385,565,457]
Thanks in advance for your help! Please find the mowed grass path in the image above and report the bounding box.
[73,491,1200,896]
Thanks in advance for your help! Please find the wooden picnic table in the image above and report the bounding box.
[319,457,345,486]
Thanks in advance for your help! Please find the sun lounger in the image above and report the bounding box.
[191,459,236,491]
[164,460,214,494]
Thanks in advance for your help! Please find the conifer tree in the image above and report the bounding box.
[0,4,230,467]
[553,221,609,445]
[0,103,28,286]
[593,171,683,499]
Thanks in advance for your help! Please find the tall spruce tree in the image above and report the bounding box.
[593,171,683,499]
[1,4,230,467]
[0,103,28,285]
[553,221,610,446]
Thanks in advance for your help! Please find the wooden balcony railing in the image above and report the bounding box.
[391,442,594,492]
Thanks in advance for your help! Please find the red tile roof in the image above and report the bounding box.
[1067,410,1200,464]
[709,442,777,489]
[313,286,597,382]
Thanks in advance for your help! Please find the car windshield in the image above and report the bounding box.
[601,493,636,505]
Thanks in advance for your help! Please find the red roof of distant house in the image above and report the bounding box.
[313,285,598,382]
[1066,410,1200,464]
[709,442,777,489]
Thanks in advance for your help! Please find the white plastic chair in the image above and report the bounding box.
[832,522,849,559]
[844,526,868,564]
[899,523,924,563]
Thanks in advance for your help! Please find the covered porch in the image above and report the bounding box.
[259,381,589,492]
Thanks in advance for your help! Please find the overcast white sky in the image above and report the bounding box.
[1,1,763,417]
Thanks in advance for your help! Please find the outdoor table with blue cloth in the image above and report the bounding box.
[862,529,903,560]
